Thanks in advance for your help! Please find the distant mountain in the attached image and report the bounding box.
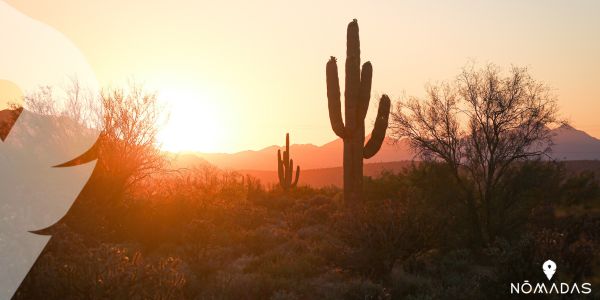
[551,124,600,160]
[190,136,414,171]
[5,108,596,173]
[186,126,600,171]
[166,152,211,170]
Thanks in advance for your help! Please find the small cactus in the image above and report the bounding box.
[277,133,300,191]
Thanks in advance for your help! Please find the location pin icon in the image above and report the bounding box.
[543,260,556,280]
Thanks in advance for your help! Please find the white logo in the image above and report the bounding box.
[0,2,99,299]
[509,260,592,295]
[543,260,557,280]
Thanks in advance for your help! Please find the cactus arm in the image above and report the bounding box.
[359,61,372,120]
[345,19,361,132]
[292,166,300,187]
[277,149,285,185]
[288,159,294,186]
[364,95,391,159]
[326,57,345,138]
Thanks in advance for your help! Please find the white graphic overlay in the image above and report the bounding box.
[0,1,100,298]
[543,260,557,280]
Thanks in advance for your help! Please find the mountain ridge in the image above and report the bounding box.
[185,126,600,171]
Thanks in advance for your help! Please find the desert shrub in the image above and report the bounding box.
[15,225,187,300]
[16,157,600,299]
[364,163,477,249]
[306,271,389,299]
[283,195,338,232]
[390,249,493,300]
[489,161,564,240]
[363,170,405,201]
[560,170,600,206]
[396,163,475,248]
[329,199,430,279]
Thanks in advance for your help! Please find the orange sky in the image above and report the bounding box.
[4,0,600,153]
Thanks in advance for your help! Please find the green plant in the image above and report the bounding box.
[278,133,300,191]
[326,19,391,203]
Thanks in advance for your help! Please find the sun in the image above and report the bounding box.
[156,86,226,153]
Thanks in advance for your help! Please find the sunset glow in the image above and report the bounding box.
[156,85,228,153]
[3,1,600,298]
[5,0,600,153]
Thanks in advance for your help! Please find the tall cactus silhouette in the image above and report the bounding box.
[326,19,391,203]
[277,133,300,191]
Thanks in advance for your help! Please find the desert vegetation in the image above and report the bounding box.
[277,133,300,191]
[326,19,391,203]
[12,158,600,299]
[2,20,599,300]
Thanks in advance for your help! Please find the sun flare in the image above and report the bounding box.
[157,86,226,153]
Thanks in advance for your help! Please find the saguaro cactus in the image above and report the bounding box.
[277,133,300,191]
[326,19,391,203]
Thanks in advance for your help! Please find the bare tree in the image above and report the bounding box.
[24,86,58,116]
[13,81,100,161]
[96,83,166,194]
[22,80,166,195]
[390,63,562,244]
[23,78,101,131]
[62,77,102,128]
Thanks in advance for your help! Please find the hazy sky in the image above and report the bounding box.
[4,0,600,153]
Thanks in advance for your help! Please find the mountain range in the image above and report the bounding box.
[169,125,600,187]
[177,125,600,171]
